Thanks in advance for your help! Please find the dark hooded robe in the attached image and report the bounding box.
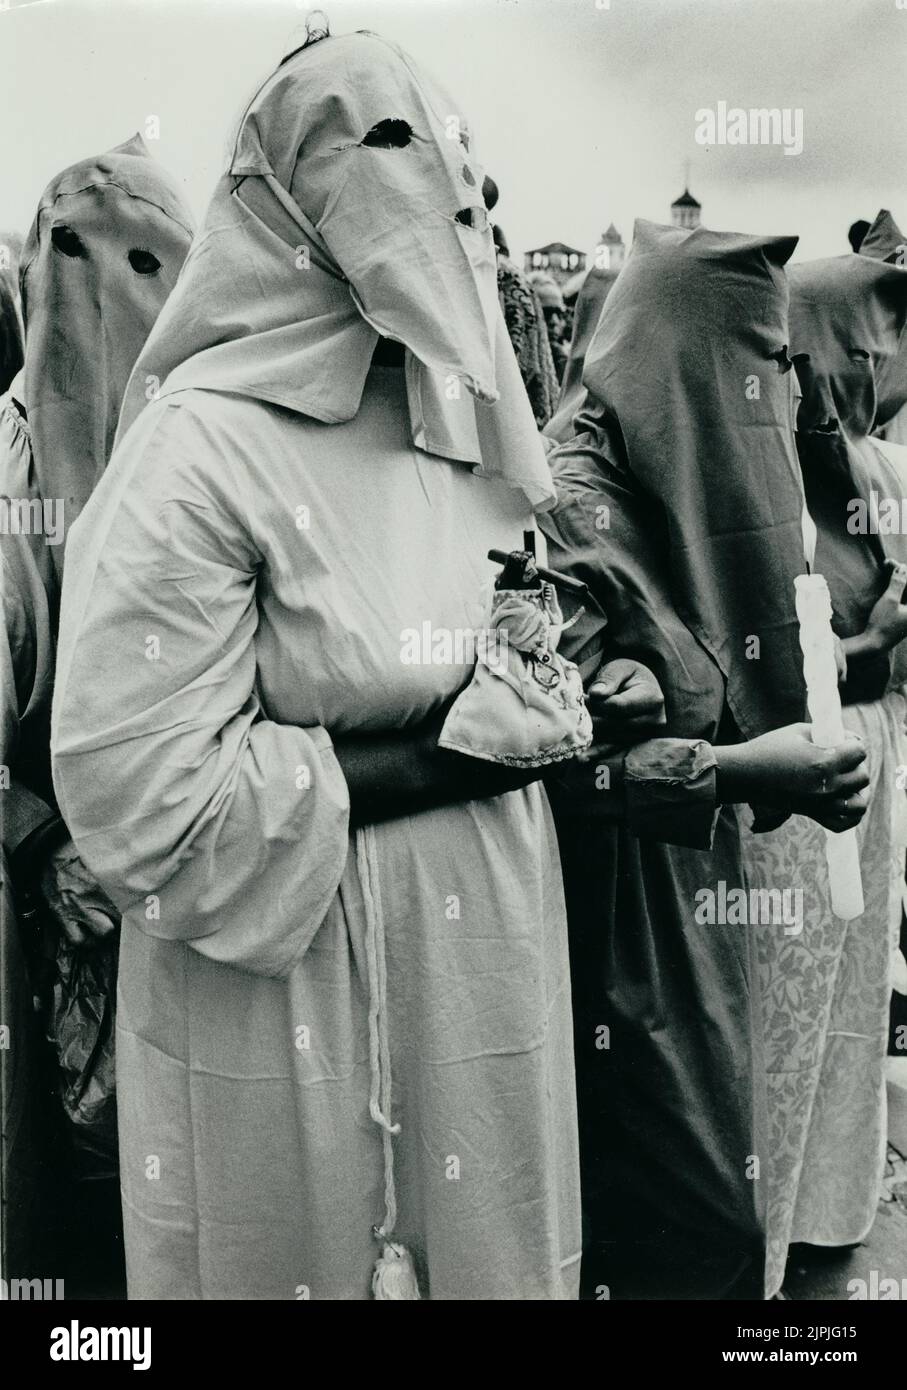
[540,219,809,1299]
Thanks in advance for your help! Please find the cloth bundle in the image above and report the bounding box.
[438,550,592,766]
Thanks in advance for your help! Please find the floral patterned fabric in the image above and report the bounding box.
[496,255,560,428]
[740,690,907,1296]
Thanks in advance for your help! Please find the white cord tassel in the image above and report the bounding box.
[356,826,421,1300]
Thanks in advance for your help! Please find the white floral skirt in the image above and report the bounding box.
[740,690,907,1297]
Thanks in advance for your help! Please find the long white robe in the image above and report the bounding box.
[50,366,581,1300]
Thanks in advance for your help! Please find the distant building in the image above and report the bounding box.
[671,187,701,230]
[594,223,626,273]
[561,224,626,304]
[523,241,586,287]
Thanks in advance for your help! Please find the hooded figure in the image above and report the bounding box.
[860,207,907,446]
[545,219,807,744]
[0,138,192,1286]
[740,250,907,1296]
[114,47,553,507]
[545,262,621,446]
[50,32,581,1300]
[860,206,906,265]
[539,219,810,1299]
[2,134,194,788]
[18,134,193,578]
[794,252,907,688]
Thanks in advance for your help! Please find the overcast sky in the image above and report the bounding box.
[1,0,904,263]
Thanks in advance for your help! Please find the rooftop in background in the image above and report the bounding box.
[0,0,899,265]
[524,242,587,286]
[671,187,702,230]
[561,224,626,301]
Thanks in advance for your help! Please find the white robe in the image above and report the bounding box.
[50,366,581,1300]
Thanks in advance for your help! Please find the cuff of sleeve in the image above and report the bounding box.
[2,780,58,856]
[624,738,719,850]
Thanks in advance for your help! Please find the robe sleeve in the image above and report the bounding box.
[538,455,721,849]
[622,738,719,849]
[51,402,350,979]
[0,401,60,853]
[546,737,719,850]
[540,459,729,742]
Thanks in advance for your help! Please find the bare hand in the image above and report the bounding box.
[717,723,869,832]
[587,658,667,742]
[38,838,120,946]
[864,562,907,653]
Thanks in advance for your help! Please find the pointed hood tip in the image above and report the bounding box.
[108,132,152,160]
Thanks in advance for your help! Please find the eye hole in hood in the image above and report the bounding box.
[768,344,794,373]
[128,247,162,275]
[455,206,489,233]
[361,118,413,149]
[51,223,88,260]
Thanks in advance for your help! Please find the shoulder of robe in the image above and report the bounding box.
[0,395,50,601]
[112,392,283,571]
[129,390,293,483]
[120,391,268,497]
[126,390,323,543]
[0,395,34,496]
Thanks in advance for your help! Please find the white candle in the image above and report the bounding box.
[794,573,864,921]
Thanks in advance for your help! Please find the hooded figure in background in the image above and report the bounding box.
[51,31,582,1300]
[545,262,621,446]
[540,220,811,1299]
[740,250,907,1296]
[860,206,906,267]
[0,136,192,1288]
[2,133,193,792]
[860,207,907,446]
[18,133,194,575]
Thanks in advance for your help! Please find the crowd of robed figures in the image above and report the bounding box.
[1,30,907,1300]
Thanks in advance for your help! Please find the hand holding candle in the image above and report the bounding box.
[794,573,864,921]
